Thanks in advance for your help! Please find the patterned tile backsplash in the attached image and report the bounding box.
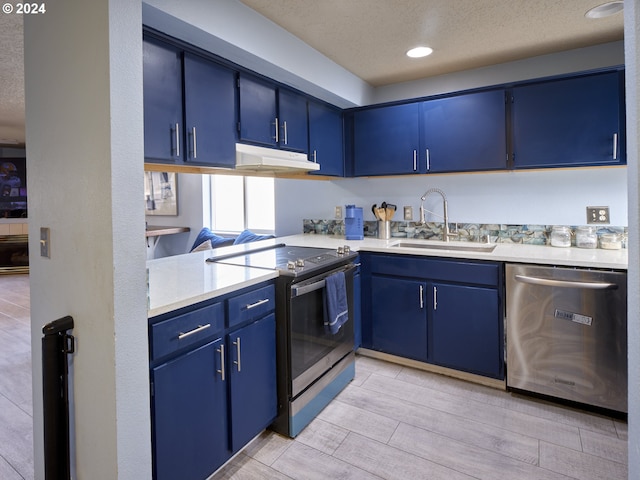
[303,219,627,247]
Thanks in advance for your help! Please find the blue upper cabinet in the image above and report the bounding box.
[308,100,344,176]
[278,88,309,152]
[238,75,309,152]
[353,103,420,176]
[143,37,184,163]
[238,75,278,147]
[183,53,237,167]
[511,70,625,168]
[420,90,507,173]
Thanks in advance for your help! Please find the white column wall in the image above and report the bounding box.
[24,0,151,478]
[625,1,639,478]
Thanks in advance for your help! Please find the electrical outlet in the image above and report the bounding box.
[586,206,610,224]
[40,227,50,258]
[404,206,413,221]
[335,206,342,219]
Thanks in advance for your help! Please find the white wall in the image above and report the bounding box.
[24,1,151,478]
[624,1,639,477]
[275,168,628,235]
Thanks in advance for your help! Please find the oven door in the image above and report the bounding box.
[288,263,356,398]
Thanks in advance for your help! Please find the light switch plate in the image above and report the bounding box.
[404,206,413,221]
[586,206,610,224]
[40,227,50,258]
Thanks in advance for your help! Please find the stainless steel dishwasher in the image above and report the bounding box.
[506,264,627,413]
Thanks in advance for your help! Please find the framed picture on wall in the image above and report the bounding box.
[144,171,178,216]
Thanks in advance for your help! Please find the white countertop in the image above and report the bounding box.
[278,234,628,270]
[147,249,278,317]
[147,234,627,317]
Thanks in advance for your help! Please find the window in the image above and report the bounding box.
[209,175,275,234]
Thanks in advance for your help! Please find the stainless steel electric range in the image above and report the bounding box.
[208,243,358,437]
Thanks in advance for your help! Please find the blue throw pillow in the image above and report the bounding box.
[233,229,274,244]
[190,227,235,252]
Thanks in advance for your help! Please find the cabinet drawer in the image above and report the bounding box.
[228,284,275,328]
[369,254,500,287]
[150,302,224,361]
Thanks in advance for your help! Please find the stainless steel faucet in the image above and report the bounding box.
[419,188,456,242]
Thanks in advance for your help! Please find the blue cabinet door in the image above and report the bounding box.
[228,313,277,452]
[420,90,507,172]
[278,89,308,152]
[183,53,237,167]
[371,275,428,361]
[309,101,344,176]
[151,339,228,480]
[512,71,625,168]
[143,37,184,162]
[353,103,420,176]
[238,75,278,147]
[430,283,502,378]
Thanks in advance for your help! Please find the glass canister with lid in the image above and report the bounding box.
[575,226,598,249]
[600,233,622,250]
[550,226,572,247]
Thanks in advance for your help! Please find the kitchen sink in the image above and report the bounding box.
[391,241,497,253]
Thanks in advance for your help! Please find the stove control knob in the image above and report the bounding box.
[343,245,351,254]
[295,258,305,267]
[337,246,344,255]
[287,260,296,270]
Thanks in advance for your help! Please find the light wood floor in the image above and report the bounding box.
[0,275,628,480]
[0,274,33,480]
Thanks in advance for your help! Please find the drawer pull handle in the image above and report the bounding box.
[433,286,438,311]
[246,298,269,310]
[217,344,225,381]
[233,337,241,372]
[177,323,211,340]
[419,285,424,309]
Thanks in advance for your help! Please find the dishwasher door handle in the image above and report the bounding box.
[514,274,618,290]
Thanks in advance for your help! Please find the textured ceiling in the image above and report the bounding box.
[0,0,624,146]
[0,13,24,145]
[239,0,623,86]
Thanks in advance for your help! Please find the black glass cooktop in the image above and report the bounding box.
[208,245,356,277]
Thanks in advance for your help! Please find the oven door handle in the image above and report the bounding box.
[291,263,356,298]
[291,279,327,297]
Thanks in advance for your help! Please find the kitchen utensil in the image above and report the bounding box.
[371,204,379,220]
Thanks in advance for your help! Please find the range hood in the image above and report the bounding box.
[235,143,320,172]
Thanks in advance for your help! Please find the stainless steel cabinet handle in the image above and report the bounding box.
[433,286,438,310]
[419,285,424,309]
[192,126,197,159]
[216,344,225,381]
[413,150,417,171]
[233,337,241,372]
[283,120,288,145]
[514,274,618,290]
[174,123,180,157]
[426,149,430,171]
[177,323,210,340]
[246,298,269,309]
[274,117,279,142]
[313,150,318,163]
[613,133,618,160]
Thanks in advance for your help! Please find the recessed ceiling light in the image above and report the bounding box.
[406,46,433,58]
[585,1,623,19]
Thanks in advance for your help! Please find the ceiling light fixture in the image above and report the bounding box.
[406,46,433,58]
[585,1,623,19]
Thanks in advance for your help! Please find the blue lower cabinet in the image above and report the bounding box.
[363,253,504,380]
[151,339,227,480]
[371,275,428,362]
[228,313,277,452]
[430,282,501,378]
[150,281,277,480]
